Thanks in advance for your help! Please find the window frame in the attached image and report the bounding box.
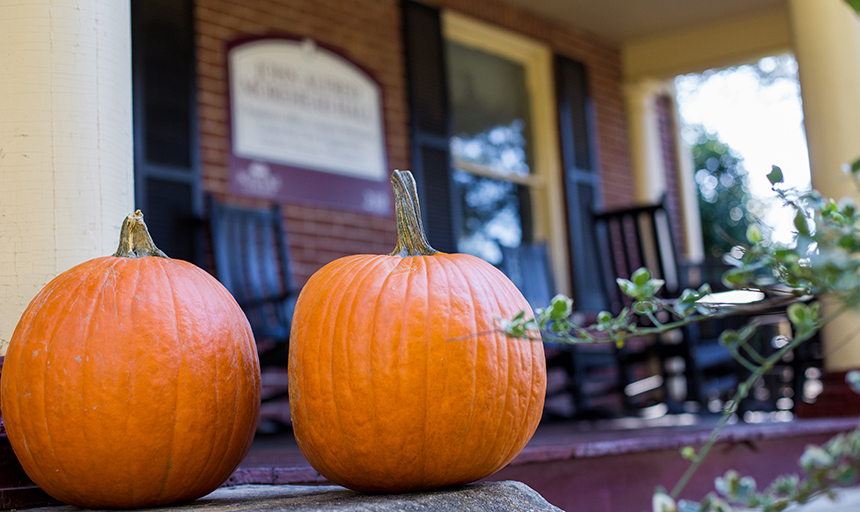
[442,11,570,295]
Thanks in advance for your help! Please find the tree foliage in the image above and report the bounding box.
[691,129,760,258]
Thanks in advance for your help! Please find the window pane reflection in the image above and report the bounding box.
[451,120,530,177]
[454,170,524,264]
[445,40,534,263]
[446,41,533,177]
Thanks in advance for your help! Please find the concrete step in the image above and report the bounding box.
[22,482,562,512]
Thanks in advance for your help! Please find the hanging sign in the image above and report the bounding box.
[227,37,391,215]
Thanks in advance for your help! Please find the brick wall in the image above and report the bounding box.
[195,0,632,285]
[656,94,686,255]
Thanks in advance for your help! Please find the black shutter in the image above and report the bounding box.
[401,1,456,253]
[556,56,608,313]
[131,0,202,263]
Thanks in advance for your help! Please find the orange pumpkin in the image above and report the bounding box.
[288,170,546,492]
[0,211,261,509]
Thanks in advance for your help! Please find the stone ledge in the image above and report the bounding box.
[24,481,562,512]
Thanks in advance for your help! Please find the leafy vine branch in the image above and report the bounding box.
[502,163,860,511]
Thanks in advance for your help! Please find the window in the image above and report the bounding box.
[442,13,569,293]
[445,40,533,262]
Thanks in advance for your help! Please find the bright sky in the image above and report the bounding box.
[675,55,811,242]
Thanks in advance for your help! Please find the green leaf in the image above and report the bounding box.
[681,446,696,460]
[719,330,739,347]
[644,279,665,297]
[800,446,834,470]
[632,268,652,287]
[680,289,698,303]
[548,295,573,321]
[746,223,763,244]
[767,165,784,185]
[617,278,635,297]
[794,211,810,237]
[836,465,859,486]
[787,302,808,326]
[509,323,526,338]
[652,489,677,512]
[722,268,749,288]
[736,476,757,501]
[846,0,860,14]
[715,470,740,497]
[673,302,694,317]
[676,500,701,512]
[633,300,658,314]
[771,475,799,496]
[808,302,821,322]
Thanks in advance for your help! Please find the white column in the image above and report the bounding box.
[0,1,134,353]
[790,0,860,371]
[666,88,705,263]
[624,79,667,204]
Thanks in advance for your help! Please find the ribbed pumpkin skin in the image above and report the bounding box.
[288,252,546,492]
[1,256,261,509]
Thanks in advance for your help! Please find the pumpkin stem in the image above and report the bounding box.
[389,170,440,257]
[113,210,169,259]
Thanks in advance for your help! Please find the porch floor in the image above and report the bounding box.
[236,415,859,511]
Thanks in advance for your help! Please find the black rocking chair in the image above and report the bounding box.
[207,196,298,405]
[499,243,621,420]
[592,200,740,412]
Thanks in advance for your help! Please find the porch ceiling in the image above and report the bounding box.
[501,0,786,43]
